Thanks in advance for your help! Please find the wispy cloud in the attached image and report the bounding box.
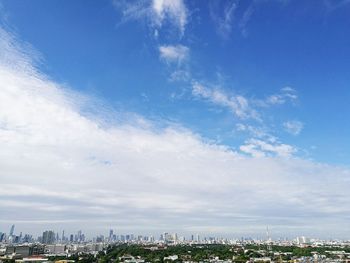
[192,82,259,120]
[191,82,297,120]
[152,0,188,36]
[191,81,302,145]
[283,120,304,136]
[238,3,254,37]
[240,138,296,158]
[114,0,188,37]
[236,123,270,139]
[209,0,295,39]
[159,44,189,65]
[209,0,238,39]
[190,79,304,163]
[264,86,298,106]
[169,69,191,82]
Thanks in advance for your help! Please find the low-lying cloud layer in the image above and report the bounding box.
[0,27,350,238]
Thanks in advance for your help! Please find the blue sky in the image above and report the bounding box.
[0,0,350,238]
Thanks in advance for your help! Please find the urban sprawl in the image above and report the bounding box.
[1,225,350,263]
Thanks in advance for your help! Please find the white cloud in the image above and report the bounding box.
[284,120,304,136]
[191,83,299,124]
[159,44,189,65]
[265,86,298,106]
[113,0,150,23]
[240,138,296,158]
[1,27,350,238]
[191,82,301,146]
[210,1,238,39]
[169,69,190,82]
[235,123,271,139]
[210,0,294,39]
[152,0,188,36]
[114,0,188,37]
[238,4,254,37]
[192,82,259,120]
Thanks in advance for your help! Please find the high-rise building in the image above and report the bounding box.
[172,233,178,241]
[23,234,32,243]
[296,236,310,245]
[163,232,169,242]
[109,229,113,241]
[9,224,15,236]
[75,230,86,242]
[0,232,5,242]
[42,230,55,244]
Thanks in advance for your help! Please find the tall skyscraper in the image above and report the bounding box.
[9,224,15,236]
[163,232,169,242]
[0,232,5,242]
[109,229,113,241]
[172,233,178,241]
[42,230,55,244]
[77,230,82,242]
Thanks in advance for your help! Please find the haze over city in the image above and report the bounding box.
[0,0,350,239]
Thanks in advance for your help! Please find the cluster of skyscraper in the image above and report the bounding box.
[0,225,33,244]
[0,225,88,245]
[0,225,315,246]
[38,230,86,244]
[0,226,205,245]
[106,229,155,243]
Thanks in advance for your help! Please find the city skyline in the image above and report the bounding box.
[0,224,341,243]
[0,1,350,238]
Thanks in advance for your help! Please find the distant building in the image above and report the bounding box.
[296,236,310,245]
[109,229,114,241]
[14,246,31,257]
[5,244,45,257]
[164,255,178,261]
[45,245,65,254]
[10,224,15,236]
[0,232,6,242]
[42,231,55,244]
